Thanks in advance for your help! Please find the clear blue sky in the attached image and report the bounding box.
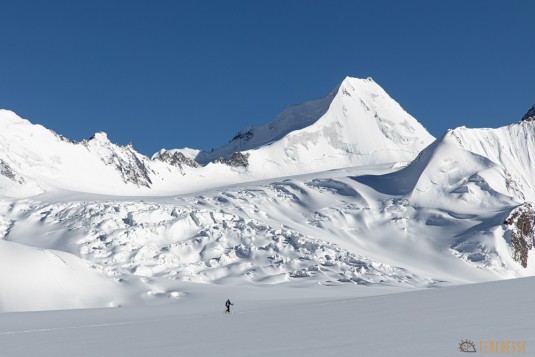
[1,0,533,156]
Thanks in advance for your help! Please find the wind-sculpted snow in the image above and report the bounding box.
[0,214,11,238]
[446,120,535,202]
[1,198,433,288]
[350,123,535,275]
[305,179,363,198]
[2,160,532,312]
[356,127,528,209]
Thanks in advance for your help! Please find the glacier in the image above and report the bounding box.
[0,77,533,315]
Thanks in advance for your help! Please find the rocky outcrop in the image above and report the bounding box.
[521,105,535,122]
[503,203,535,268]
[154,151,199,170]
[214,152,250,168]
[83,133,154,188]
[0,159,25,184]
[52,131,77,144]
[230,127,255,144]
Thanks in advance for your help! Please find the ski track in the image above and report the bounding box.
[0,312,236,336]
[0,296,363,336]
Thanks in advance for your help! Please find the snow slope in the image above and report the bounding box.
[0,277,532,357]
[445,120,535,202]
[354,117,535,223]
[0,240,128,312]
[357,131,519,208]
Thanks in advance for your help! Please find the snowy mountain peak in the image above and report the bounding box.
[340,75,375,86]
[195,76,435,171]
[337,76,379,95]
[0,109,34,126]
[521,105,535,122]
[88,131,111,143]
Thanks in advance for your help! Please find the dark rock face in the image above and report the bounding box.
[155,151,199,169]
[503,203,535,268]
[118,149,153,188]
[101,148,153,188]
[214,152,250,167]
[230,127,255,144]
[521,105,535,122]
[0,159,25,184]
[53,132,77,144]
[83,134,154,188]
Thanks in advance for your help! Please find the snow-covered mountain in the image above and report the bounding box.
[0,111,157,197]
[0,78,534,313]
[354,108,535,270]
[445,120,535,202]
[359,106,535,204]
[0,77,435,198]
[194,77,434,169]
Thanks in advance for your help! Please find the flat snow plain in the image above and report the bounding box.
[0,277,532,357]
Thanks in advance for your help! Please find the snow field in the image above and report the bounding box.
[0,277,532,357]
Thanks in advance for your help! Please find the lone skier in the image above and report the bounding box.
[225,299,233,314]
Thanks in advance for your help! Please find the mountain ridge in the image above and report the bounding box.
[521,105,535,121]
[0,76,435,197]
